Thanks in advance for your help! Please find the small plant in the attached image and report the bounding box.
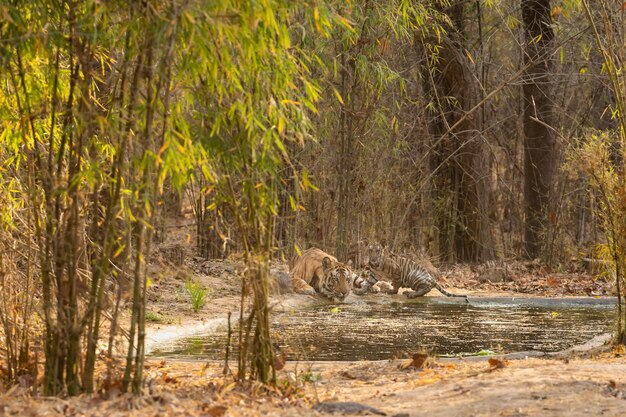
[185,278,208,312]
[145,311,165,323]
[300,371,321,383]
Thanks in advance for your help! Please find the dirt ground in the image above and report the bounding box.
[2,220,625,416]
[2,350,625,416]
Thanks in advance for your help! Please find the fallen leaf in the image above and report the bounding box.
[339,370,357,379]
[203,405,228,417]
[274,350,286,371]
[161,372,178,384]
[411,353,428,369]
[488,358,506,370]
[399,359,414,370]
[400,353,428,370]
[221,381,237,394]
[546,276,559,287]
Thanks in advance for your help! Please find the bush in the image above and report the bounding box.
[571,131,626,344]
[184,278,208,313]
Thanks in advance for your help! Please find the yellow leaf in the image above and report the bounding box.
[158,142,169,157]
[113,244,126,258]
[313,7,321,33]
[332,87,344,105]
[221,381,237,394]
[183,10,194,24]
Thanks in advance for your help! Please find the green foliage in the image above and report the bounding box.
[300,371,322,383]
[0,0,330,392]
[179,0,345,384]
[145,311,166,323]
[184,278,209,313]
[571,131,626,343]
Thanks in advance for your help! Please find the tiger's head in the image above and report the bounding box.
[320,256,352,302]
[365,242,385,269]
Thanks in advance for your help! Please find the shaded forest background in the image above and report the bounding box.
[1,0,625,397]
[195,0,618,266]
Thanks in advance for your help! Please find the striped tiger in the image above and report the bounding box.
[351,269,394,295]
[289,248,353,301]
[366,243,468,301]
[351,270,379,295]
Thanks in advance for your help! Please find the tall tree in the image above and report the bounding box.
[521,0,556,258]
[423,0,484,262]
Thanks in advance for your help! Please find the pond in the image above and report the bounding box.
[148,297,616,361]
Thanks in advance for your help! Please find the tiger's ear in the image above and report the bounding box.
[347,259,353,267]
[322,257,332,270]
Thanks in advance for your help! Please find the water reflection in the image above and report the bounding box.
[149,298,615,361]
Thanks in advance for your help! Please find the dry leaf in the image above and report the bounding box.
[274,351,286,371]
[165,376,178,384]
[339,370,357,380]
[221,381,237,395]
[411,353,429,369]
[488,358,506,369]
[546,276,559,287]
[399,359,414,370]
[203,405,228,417]
[400,353,428,370]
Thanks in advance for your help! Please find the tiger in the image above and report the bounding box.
[365,243,468,301]
[351,269,394,295]
[351,270,378,295]
[289,247,352,302]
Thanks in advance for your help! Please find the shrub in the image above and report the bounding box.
[184,278,208,313]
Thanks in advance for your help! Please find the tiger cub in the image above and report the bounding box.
[366,243,468,301]
[289,248,352,301]
[352,270,394,295]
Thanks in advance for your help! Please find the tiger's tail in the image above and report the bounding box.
[433,280,469,302]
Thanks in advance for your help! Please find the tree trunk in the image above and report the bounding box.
[336,51,354,262]
[424,1,482,263]
[521,0,556,259]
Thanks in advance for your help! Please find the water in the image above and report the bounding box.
[149,297,616,361]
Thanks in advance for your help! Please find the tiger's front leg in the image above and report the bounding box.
[291,277,317,296]
[404,286,430,298]
[386,281,401,295]
[370,270,398,294]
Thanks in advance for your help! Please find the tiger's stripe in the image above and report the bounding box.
[290,248,353,301]
[366,244,468,301]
